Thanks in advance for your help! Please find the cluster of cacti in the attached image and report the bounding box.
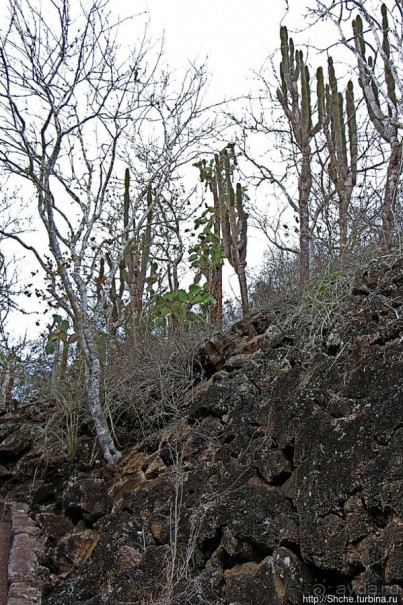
[190,160,225,327]
[189,207,226,278]
[277,26,324,281]
[193,146,250,320]
[214,145,249,316]
[323,57,358,251]
[352,4,402,249]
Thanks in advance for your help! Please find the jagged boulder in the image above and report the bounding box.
[63,476,111,523]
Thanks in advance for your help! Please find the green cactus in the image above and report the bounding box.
[193,157,224,328]
[193,145,249,318]
[121,169,153,339]
[214,145,249,317]
[0,348,20,412]
[323,57,358,251]
[380,4,397,115]
[277,26,324,281]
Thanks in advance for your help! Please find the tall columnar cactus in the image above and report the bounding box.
[277,26,324,282]
[0,349,19,412]
[323,57,358,251]
[215,145,249,317]
[193,158,224,329]
[193,145,249,319]
[352,5,402,250]
[121,169,153,340]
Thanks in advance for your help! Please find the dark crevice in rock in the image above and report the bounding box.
[200,525,224,561]
[64,507,83,526]
[63,506,91,527]
[192,407,225,421]
[283,443,295,467]
[159,447,175,467]
[278,539,302,558]
[366,506,394,529]
[245,376,262,394]
[326,342,341,356]
[258,466,292,487]
[308,563,354,593]
[142,464,160,479]
[219,539,272,570]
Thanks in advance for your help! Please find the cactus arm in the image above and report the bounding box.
[346,80,358,186]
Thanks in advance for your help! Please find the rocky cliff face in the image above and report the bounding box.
[1,256,403,604]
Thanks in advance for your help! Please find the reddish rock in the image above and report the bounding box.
[57,528,100,568]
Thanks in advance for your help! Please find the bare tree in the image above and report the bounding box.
[0,0,216,461]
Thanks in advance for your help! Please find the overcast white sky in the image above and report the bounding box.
[117,1,309,101]
[142,1,290,94]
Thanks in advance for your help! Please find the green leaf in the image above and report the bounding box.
[48,331,61,343]
[171,301,187,318]
[53,314,62,324]
[165,291,177,302]
[189,283,202,295]
[154,305,171,317]
[45,341,55,355]
[191,292,208,304]
[177,289,188,303]
[60,320,69,332]
[186,311,199,322]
